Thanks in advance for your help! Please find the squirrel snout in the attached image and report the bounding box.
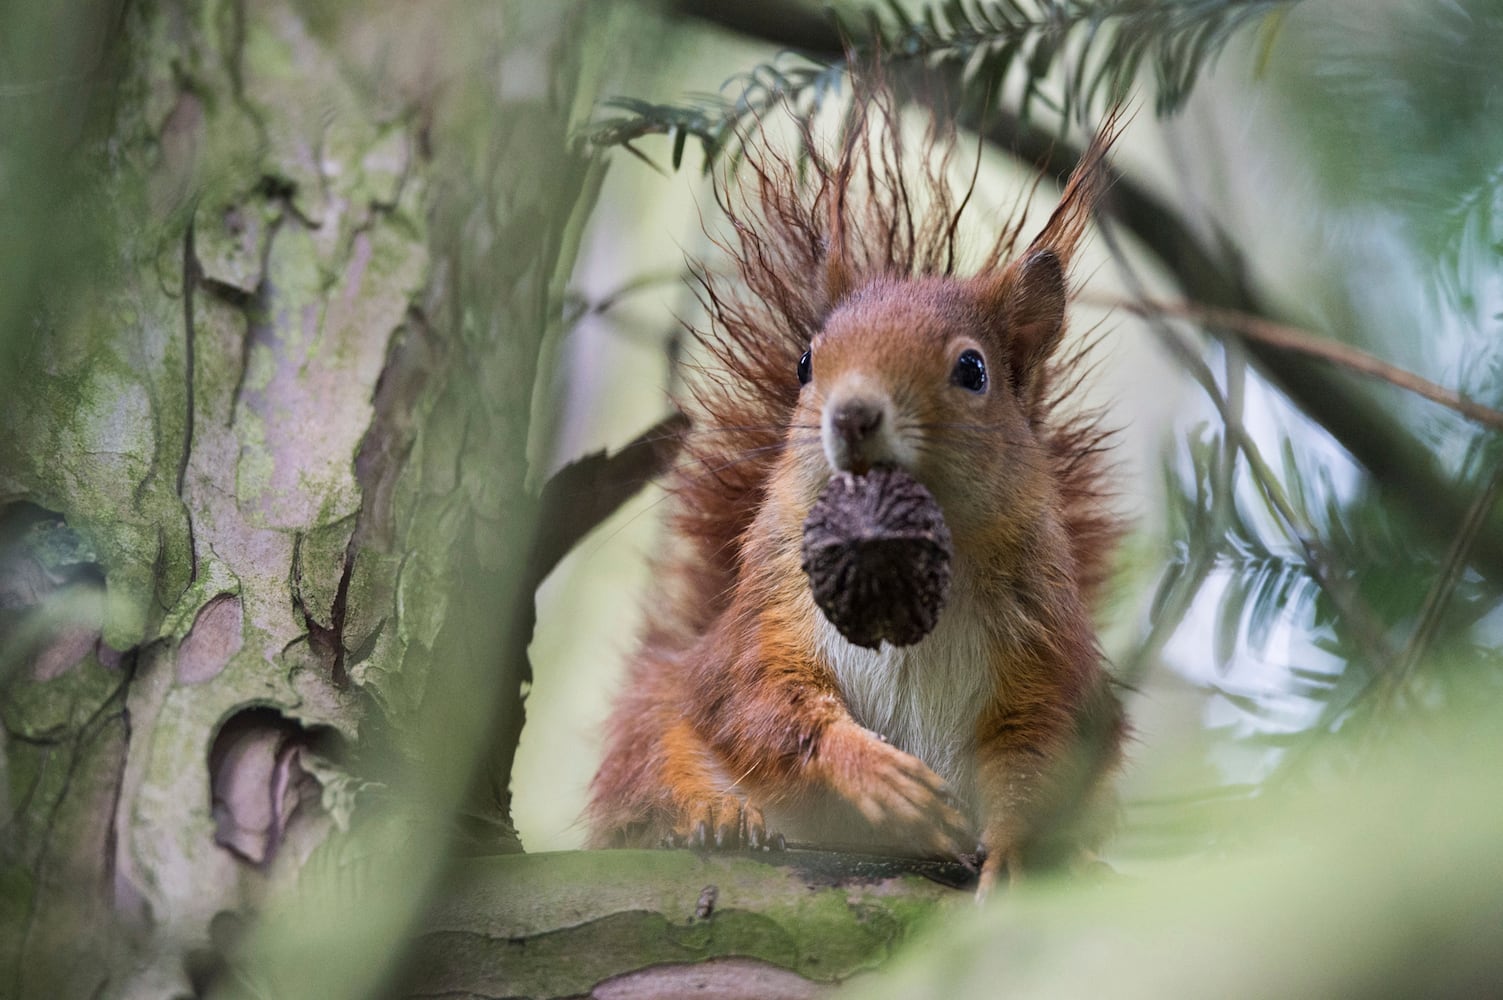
[822,391,899,474]
[833,399,883,445]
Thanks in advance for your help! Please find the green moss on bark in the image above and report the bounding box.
[408,851,962,999]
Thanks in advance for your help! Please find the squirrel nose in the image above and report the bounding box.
[824,394,894,474]
[832,399,883,448]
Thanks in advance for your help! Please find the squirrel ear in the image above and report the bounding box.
[989,248,1067,382]
[980,110,1118,383]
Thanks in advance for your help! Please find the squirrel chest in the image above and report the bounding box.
[810,567,995,808]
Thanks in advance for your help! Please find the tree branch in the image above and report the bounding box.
[665,0,843,53]
[461,412,689,851]
[528,411,689,587]
[1101,296,1503,432]
[406,849,965,998]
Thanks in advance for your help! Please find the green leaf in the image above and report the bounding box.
[586,0,1303,171]
[1213,569,1245,675]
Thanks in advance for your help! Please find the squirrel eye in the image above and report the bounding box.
[797,349,812,386]
[950,348,987,393]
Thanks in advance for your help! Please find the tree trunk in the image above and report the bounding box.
[0,0,598,995]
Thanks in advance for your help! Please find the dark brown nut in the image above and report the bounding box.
[801,466,952,649]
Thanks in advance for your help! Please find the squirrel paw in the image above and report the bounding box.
[823,720,973,859]
[662,795,786,852]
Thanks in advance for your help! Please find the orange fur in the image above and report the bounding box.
[588,81,1126,892]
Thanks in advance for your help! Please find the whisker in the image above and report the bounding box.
[562,411,1046,581]
[725,759,761,793]
[670,442,788,477]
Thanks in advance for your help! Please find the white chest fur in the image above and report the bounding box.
[812,573,995,808]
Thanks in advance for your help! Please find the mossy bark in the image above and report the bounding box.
[409,851,965,999]
[0,0,596,995]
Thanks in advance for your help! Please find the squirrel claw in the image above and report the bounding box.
[742,804,771,850]
[672,795,784,853]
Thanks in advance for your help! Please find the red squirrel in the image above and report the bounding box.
[588,86,1126,894]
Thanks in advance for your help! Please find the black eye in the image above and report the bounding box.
[950,349,987,393]
[797,349,812,386]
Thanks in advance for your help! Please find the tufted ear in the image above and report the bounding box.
[995,248,1067,382]
[976,112,1119,392]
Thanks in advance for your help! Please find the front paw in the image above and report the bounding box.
[821,720,973,858]
[663,795,786,852]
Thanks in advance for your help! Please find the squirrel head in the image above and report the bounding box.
[692,83,1118,584]
[774,107,1114,549]
[787,246,1069,546]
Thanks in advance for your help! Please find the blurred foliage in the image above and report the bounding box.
[1269,1,1503,299]
[864,679,1503,998]
[0,0,133,395]
[1132,0,1503,812]
[1153,371,1503,781]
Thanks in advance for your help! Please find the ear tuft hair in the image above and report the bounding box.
[975,111,1121,387]
[1024,108,1121,271]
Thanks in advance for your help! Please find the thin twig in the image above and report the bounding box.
[1094,295,1503,432]
[955,96,1503,585]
